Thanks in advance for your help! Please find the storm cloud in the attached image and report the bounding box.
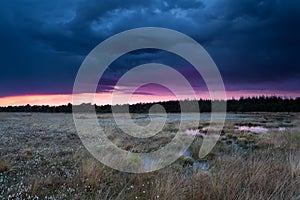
[0,0,299,97]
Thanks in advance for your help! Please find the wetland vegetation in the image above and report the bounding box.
[0,112,299,199]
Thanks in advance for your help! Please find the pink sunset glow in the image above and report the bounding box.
[0,89,298,106]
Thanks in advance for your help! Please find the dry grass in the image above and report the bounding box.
[64,125,299,199]
[1,113,299,199]
[289,151,300,178]
[57,149,299,200]
[208,155,298,199]
[22,148,33,156]
[7,129,299,199]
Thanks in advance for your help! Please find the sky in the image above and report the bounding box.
[0,0,299,106]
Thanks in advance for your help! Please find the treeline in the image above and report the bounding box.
[0,96,299,113]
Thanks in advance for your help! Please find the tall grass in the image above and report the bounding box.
[67,149,299,200]
[3,116,299,199]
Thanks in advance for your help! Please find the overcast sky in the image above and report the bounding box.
[0,0,299,103]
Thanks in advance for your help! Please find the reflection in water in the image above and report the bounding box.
[185,129,206,138]
[238,126,268,133]
[278,127,286,131]
[193,160,210,171]
[143,156,155,172]
[184,150,210,171]
[183,150,210,178]
[184,150,191,157]
[144,125,273,172]
[185,129,199,135]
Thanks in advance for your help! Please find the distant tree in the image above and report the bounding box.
[0,96,299,113]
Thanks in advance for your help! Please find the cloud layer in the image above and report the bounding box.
[0,0,299,98]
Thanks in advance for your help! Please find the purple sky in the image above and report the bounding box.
[0,0,299,105]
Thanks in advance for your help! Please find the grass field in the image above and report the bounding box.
[0,112,299,199]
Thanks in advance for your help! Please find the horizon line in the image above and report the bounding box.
[0,94,299,108]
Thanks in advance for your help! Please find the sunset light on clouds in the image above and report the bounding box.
[0,90,298,106]
[0,0,299,106]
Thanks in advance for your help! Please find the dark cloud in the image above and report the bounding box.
[0,0,299,97]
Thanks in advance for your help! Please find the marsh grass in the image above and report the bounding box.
[64,150,299,200]
[12,129,300,199]
[66,123,300,199]
[1,113,299,199]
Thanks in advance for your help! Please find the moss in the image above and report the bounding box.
[0,160,10,173]
[106,176,113,184]
[130,155,141,163]
[171,163,183,170]
[227,133,238,139]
